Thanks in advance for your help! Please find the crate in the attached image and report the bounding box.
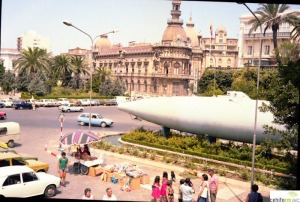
[129,177,140,190]
[88,166,103,177]
[140,174,150,184]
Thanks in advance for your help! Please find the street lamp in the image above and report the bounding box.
[238,3,288,188]
[63,21,118,132]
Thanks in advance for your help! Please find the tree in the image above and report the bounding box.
[96,66,112,95]
[70,56,90,89]
[287,14,300,41]
[51,55,73,86]
[111,78,126,96]
[1,70,15,94]
[14,47,51,76]
[248,4,299,64]
[265,47,300,189]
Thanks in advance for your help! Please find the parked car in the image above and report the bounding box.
[0,102,4,108]
[77,99,90,106]
[101,99,118,106]
[0,166,60,198]
[91,99,100,106]
[14,100,33,110]
[0,152,49,173]
[47,99,60,107]
[0,99,13,108]
[0,112,6,120]
[0,122,20,148]
[77,112,113,128]
[61,104,84,112]
[0,144,38,161]
[57,98,70,105]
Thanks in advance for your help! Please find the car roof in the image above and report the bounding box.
[0,166,33,177]
[0,152,22,158]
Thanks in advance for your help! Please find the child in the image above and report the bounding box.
[57,151,69,187]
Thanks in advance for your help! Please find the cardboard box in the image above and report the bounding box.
[118,176,127,187]
[129,177,140,190]
[140,174,150,184]
[106,172,114,182]
[88,166,103,177]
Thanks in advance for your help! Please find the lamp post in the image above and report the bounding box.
[63,21,117,132]
[239,3,287,188]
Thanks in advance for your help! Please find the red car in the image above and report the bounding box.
[0,112,6,120]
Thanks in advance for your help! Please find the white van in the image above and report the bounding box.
[0,122,20,148]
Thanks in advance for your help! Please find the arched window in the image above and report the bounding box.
[137,80,141,91]
[164,62,169,75]
[144,81,147,92]
[174,62,180,75]
[227,59,231,64]
[218,59,222,63]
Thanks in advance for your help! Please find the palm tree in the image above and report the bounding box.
[288,16,300,41]
[70,56,90,89]
[14,47,50,76]
[96,66,112,95]
[248,4,299,64]
[51,55,73,86]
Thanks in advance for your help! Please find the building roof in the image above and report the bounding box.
[216,24,227,35]
[94,35,112,52]
[185,16,199,47]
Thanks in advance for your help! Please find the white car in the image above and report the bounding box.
[77,99,90,106]
[57,98,70,106]
[77,113,113,127]
[61,104,84,112]
[0,166,60,198]
[0,99,13,108]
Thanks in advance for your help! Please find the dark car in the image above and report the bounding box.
[14,100,33,110]
[0,102,5,108]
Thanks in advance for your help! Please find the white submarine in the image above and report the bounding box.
[118,91,284,144]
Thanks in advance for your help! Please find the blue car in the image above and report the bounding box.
[77,113,113,128]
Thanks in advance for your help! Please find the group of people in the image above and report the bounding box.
[82,187,117,200]
[151,169,219,202]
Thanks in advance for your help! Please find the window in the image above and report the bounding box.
[0,159,10,167]
[0,127,8,135]
[3,174,21,186]
[247,46,253,55]
[174,62,180,75]
[227,59,231,64]
[22,172,38,183]
[12,158,26,166]
[219,39,223,43]
[210,59,213,64]
[218,59,222,63]
[264,45,270,55]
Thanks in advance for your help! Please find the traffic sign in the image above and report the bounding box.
[58,113,65,123]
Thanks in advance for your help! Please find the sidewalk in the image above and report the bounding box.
[45,139,273,202]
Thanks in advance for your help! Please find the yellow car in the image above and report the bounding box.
[0,152,49,172]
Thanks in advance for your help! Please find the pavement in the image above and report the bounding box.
[45,138,274,202]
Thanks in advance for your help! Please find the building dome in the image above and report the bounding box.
[216,25,227,35]
[162,25,187,44]
[94,35,112,52]
[185,17,199,47]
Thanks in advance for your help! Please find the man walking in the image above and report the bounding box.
[208,168,218,202]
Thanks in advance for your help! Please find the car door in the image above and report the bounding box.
[21,172,42,197]
[1,173,24,197]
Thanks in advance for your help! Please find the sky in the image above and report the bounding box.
[2,0,300,55]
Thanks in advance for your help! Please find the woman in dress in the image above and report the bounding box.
[161,171,168,202]
[152,176,161,202]
[166,180,175,202]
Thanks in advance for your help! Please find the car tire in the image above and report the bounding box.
[37,169,46,172]
[7,140,14,148]
[44,185,56,198]
[101,122,107,128]
[80,121,85,126]
[80,109,83,112]
[67,109,70,112]
[20,107,23,110]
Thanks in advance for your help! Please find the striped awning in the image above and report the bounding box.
[59,130,100,145]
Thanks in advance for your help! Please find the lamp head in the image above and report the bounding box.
[63,21,72,26]
[112,29,119,33]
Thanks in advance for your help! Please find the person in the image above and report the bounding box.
[83,144,91,156]
[197,174,209,202]
[180,178,195,202]
[151,175,161,202]
[245,184,263,202]
[166,180,175,202]
[208,168,218,202]
[82,188,95,200]
[57,151,69,187]
[161,171,168,202]
[178,178,185,202]
[171,171,176,182]
[102,187,117,201]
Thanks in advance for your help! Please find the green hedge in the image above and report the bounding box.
[121,137,289,174]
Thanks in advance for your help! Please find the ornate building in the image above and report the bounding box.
[93,0,204,96]
[201,25,239,69]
